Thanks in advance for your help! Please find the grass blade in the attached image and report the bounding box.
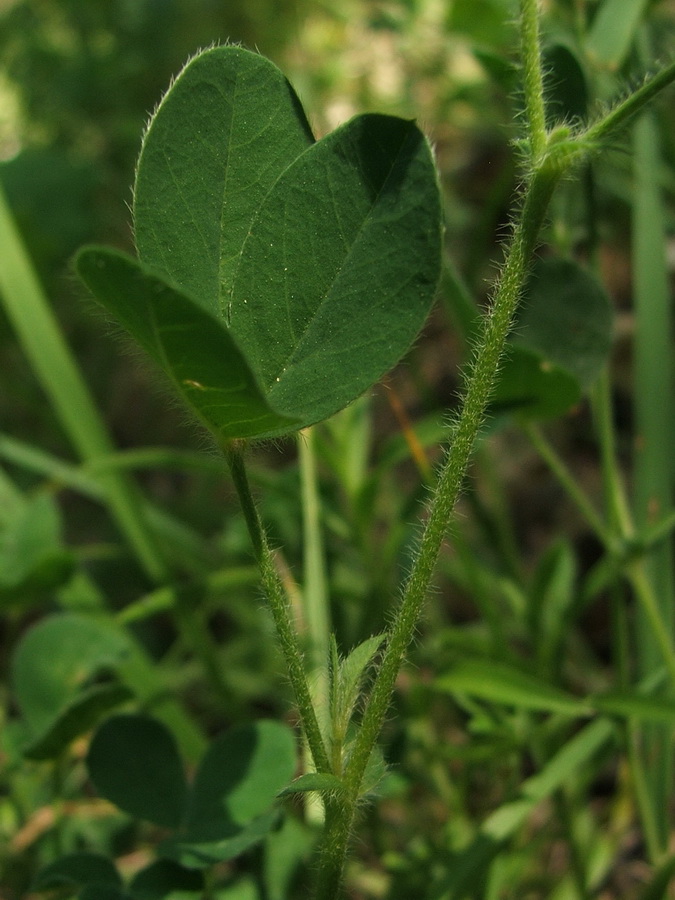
[0,183,167,582]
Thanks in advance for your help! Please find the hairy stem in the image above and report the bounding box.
[582,58,675,149]
[519,0,548,160]
[313,165,561,900]
[224,441,331,775]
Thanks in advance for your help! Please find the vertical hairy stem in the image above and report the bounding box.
[313,166,561,900]
[520,0,548,160]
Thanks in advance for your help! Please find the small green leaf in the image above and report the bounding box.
[0,492,74,602]
[278,773,346,797]
[543,43,588,126]
[128,860,203,899]
[76,248,300,440]
[33,852,121,891]
[161,810,280,870]
[513,257,613,390]
[435,659,589,716]
[492,343,582,420]
[24,683,133,761]
[494,256,613,421]
[80,887,134,900]
[86,714,188,828]
[337,635,385,711]
[331,634,385,741]
[184,720,296,841]
[11,612,132,754]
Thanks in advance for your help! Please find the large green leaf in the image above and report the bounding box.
[79,47,441,440]
[134,46,315,317]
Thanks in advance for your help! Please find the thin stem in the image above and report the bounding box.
[591,370,634,540]
[524,423,612,549]
[299,427,332,694]
[173,584,232,706]
[349,170,557,790]
[626,562,675,690]
[581,58,675,149]
[224,441,331,776]
[519,0,548,160]
[299,426,332,824]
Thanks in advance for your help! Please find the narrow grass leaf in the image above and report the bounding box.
[435,659,589,715]
[0,185,166,580]
[639,854,675,900]
[586,0,650,69]
[431,719,614,898]
[593,692,675,724]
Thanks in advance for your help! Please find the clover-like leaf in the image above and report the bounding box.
[87,714,188,828]
[78,46,442,441]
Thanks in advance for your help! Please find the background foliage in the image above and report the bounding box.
[1,0,675,898]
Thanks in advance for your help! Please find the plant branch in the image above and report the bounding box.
[519,0,548,160]
[313,165,562,900]
[524,422,613,549]
[224,441,332,775]
[582,58,675,149]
